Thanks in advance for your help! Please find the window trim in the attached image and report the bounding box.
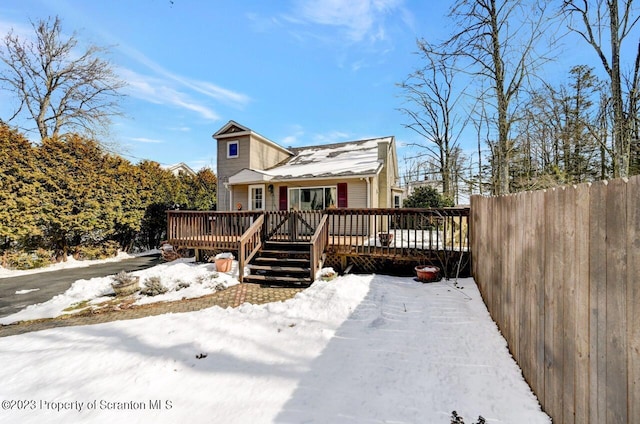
[248,184,265,211]
[227,140,239,158]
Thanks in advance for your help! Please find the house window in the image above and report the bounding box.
[227,141,239,158]
[249,185,265,210]
[289,187,336,210]
[394,195,401,208]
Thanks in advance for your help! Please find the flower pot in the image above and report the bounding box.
[111,276,140,296]
[378,232,394,247]
[215,258,233,273]
[320,272,336,281]
[415,265,440,283]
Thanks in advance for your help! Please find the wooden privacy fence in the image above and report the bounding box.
[470,177,639,424]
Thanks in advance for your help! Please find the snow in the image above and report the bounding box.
[261,137,391,179]
[0,250,159,278]
[213,252,235,260]
[0,274,550,423]
[15,288,40,295]
[0,258,240,325]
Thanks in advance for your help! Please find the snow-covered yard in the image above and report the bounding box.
[0,269,549,423]
[0,258,239,325]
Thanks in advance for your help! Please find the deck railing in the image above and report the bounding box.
[167,207,470,277]
[167,210,262,251]
[238,215,264,283]
[324,207,470,256]
[263,210,324,242]
[309,214,329,280]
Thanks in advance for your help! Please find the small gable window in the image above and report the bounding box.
[227,141,239,158]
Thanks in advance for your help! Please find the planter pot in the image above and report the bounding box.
[215,258,233,273]
[415,265,440,283]
[111,276,140,296]
[378,232,394,247]
[320,273,336,282]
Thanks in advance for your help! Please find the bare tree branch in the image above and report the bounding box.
[0,16,126,140]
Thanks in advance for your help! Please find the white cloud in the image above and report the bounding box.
[116,43,250,109]
[312,130,351,144]
[0,19,32,40]
[281,124,305,146]
[118,68,220,121]
[129,137,163,143]
[291,0,405,43]
[281,125,353,146]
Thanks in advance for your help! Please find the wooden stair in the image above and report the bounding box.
[244,241,313,287]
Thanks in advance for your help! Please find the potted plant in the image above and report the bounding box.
[378,232,394,247]
[111,270,140,296]
[414,265,440,283]
[319,267,337,281]
[212,252,234,273]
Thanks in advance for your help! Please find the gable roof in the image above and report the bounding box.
[213,120,293,155]
[258,136,393,181]
[227,137,394,185]
[163,162,196,177]
[228,168,273,185]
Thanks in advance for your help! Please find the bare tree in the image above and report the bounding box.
[0,16,125,140]
[433,0,552,194]
[562,0,640,177]
[398,45,468,200]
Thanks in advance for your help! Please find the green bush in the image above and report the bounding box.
[74,240,120,260]
[3,249,53,270]
[141,276,168,296]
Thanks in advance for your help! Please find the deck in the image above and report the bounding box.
[166,208,471,279]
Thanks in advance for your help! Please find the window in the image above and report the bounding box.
[249,185,265,210]
[289,187,336,210]
[394,195,401,208]
[227,141,239,158]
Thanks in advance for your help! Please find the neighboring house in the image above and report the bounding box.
[163,162,196,177]
[213,120,403,212]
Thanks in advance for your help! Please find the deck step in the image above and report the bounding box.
[247,264,310,274]
[264,240,310,246]
[260,249,310,258]
[254,257,309,266]
[264,241,310,251]
[242,274,312,286]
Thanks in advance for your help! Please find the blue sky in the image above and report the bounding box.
[0,0,630,181]
[1,0,454,174]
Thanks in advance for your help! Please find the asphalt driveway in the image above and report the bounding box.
[0,254,161,319]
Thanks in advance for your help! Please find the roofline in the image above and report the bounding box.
[227,171,381,186]
[288,135,394,153]
[212,120,293,155]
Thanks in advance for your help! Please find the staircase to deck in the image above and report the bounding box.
[243,241,314,287]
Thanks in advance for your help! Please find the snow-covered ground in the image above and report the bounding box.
[0,258,240,325]
[0,273,550,424]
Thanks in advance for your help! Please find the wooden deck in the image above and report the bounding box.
[166,208,471,277]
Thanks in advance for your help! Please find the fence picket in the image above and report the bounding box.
[470,177,638,424]
[628,176,640,424]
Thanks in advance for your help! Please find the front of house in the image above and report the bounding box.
[213,121,403,212]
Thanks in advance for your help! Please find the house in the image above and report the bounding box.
[163,162,197,177]
[213,120,403,212]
